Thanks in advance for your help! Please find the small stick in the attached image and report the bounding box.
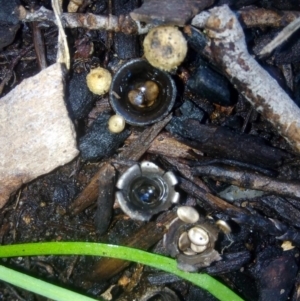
[238,7,300,28]
[178,176,245,214]
[32,22,47,70]
[259,16,300,56]
[192,5,300,154]
[19,5,152,35]
[193,164,300,200]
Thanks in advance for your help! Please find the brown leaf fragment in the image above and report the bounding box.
[130,0,215,26]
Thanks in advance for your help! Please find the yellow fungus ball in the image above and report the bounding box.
[86,67,112,95]
[143,26,188,71]
[108,115,126,133]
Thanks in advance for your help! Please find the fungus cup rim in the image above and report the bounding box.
[109,59,177,126]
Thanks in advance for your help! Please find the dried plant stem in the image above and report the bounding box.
[259,16,300,56]
[193,5,300,154]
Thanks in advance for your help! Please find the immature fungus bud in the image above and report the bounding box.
[177,206,200,224]
[216,220,232,234]
[143,26,188,71]
[108,115,125,133]
[67,0,83,12]
[86,67,112,95]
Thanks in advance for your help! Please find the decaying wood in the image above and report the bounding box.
[130,0,214,26]
[0,63,79,208]
[192,5,300,154]
[18,4,300,38]
[19,5,152,35]
[89,211,176,281]
[124,132,203,160]
[167,120,288,168]
[238,7,300,28]
[179,176,245,215]
[94,163,116,235]
[68,115,172,215]
[119,114,172,160]
[161,156,210,192]
[68,161,112,216]
[161,156,245,215]
[193,164,300,200]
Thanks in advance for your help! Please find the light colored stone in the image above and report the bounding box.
[0,63,79,208]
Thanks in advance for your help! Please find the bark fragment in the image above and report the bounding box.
[130,0,215,26]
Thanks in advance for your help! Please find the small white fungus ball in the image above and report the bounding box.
[86,67,112,95]
[108,115,126,133]
[143,26,188,71]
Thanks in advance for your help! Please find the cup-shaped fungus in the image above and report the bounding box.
[109,59,176,126]
[116,161,179,221]
[164,206,221,272]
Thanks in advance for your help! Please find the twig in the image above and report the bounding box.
[192,164,300,200]
[192,5,300,154]
[259,16,300,56]
[238,7,300,28]
[178,176,245,214]
[32,22,47,70]
[19,5,152,35]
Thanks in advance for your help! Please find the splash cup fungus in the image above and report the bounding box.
[116,161,180,221]
[109,59,176,126]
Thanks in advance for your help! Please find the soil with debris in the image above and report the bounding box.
[1,0,300,300]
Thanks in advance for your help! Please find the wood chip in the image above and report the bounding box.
[130,0,214,26]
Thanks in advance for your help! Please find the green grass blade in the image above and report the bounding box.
[0,242,244,301]
[0,265,100,301]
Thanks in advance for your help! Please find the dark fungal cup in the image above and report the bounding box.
[109,59,176,126]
